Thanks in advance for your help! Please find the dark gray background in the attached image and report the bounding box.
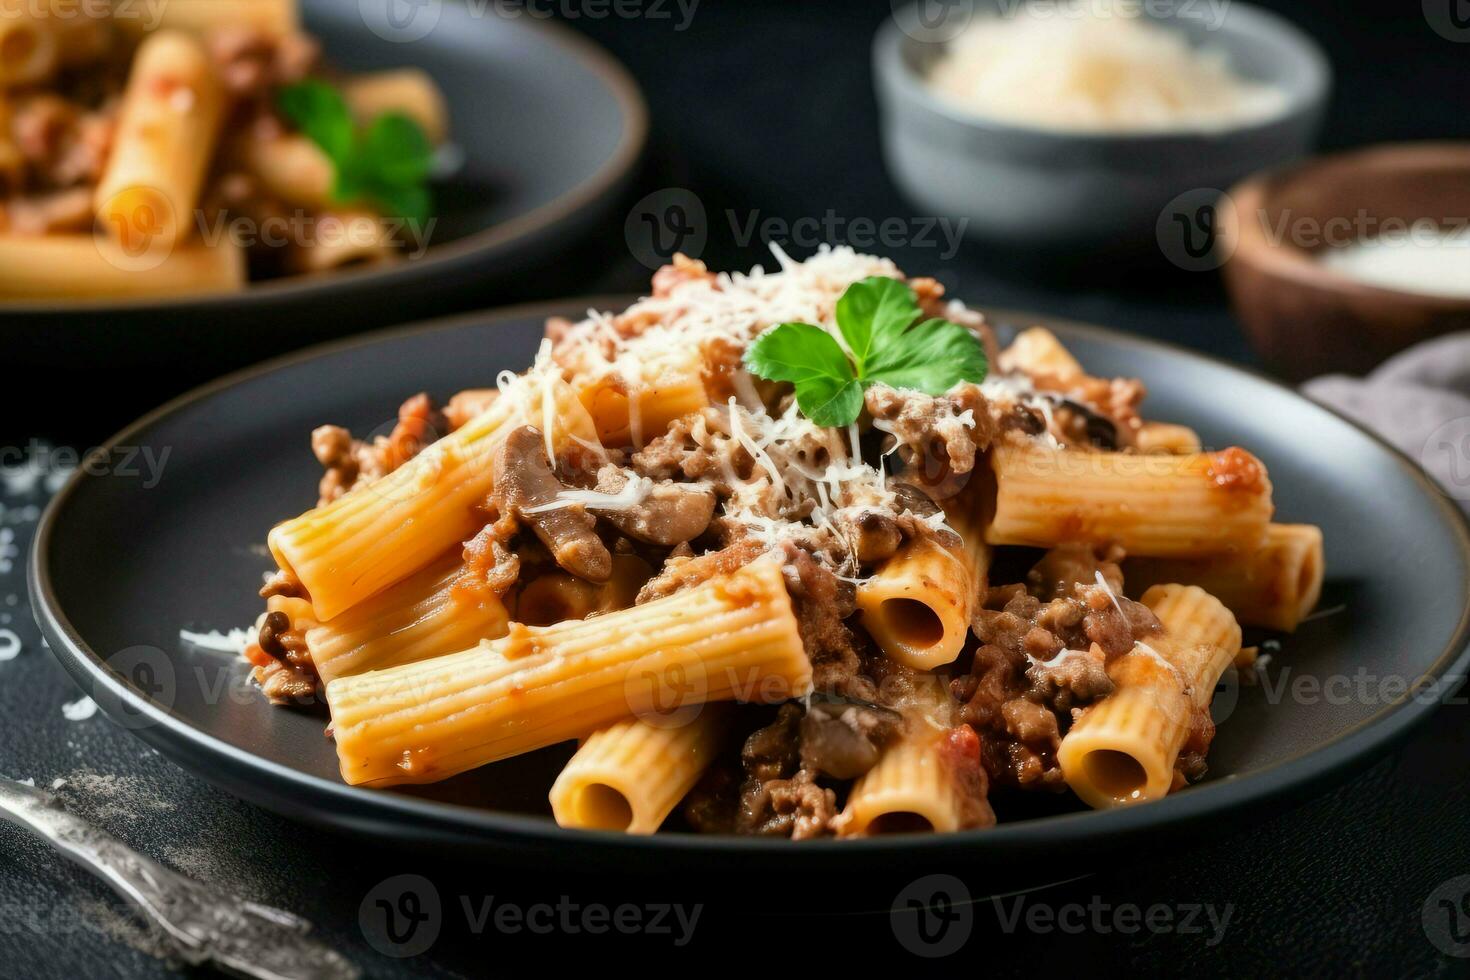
[4,0,1470,976]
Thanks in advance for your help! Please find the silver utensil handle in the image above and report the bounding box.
[0,776,359,980]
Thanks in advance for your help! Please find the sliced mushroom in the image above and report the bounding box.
[890,479,962,550]
[492,426,612,582]
[834,508,902,564]
[585,464,716,547]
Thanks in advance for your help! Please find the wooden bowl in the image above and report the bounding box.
[1220,143,1470,381]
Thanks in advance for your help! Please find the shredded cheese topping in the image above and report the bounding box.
[525,475,658,514]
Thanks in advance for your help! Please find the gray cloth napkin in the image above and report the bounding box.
[1302,332,1470,508]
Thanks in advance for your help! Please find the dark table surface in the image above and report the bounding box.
[5,1,1470,976]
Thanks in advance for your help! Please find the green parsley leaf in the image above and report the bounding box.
[365,182,432,228]
[277,81,354,162]
[361,112,434,186]
[277,82,436,224]
[742,277,989,428]
[744,321,864,427]
[834,276,920,375]
[865,317,991,393]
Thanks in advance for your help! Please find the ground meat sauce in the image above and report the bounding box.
[312,393,447,506]
[950,547,1162,793]
[249,611,318,705]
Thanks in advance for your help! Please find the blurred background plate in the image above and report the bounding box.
[29,300,1470,867]
[3,0,646,442]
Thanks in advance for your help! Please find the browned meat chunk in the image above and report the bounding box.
[735,706,837,839]
[865,381,995,482]
[459,511,522,596]
[492,426,611,582]
[952,547,1161,790]
[312,393,446,506]
[582,464,715,546]
[833,508,903,564]
[798,700,900,780]
[636,538,766,604]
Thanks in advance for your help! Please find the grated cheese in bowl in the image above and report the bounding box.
[925,1,1288,133]
[1316,220,1470,300]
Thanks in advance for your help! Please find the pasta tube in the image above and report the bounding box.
[857,479,987,670]
[269,375,596,622]
[1057,584,1241,808]
[987,443,1273,558]
[306,552,509,687]
[1134,422,1202,455]
[549,705,735,834]
[998,326,1084,381]
[343,69,448,144]
[515,554,650,626]
[285,211,396,274]
[327,556,811,786]
[0,233,244,298]
[835,729,968,834]
[0,11,58,87]
[571,346,708,448]
[857,537,974,670]
[240,134,333,209]
[835,678,984,835]
[1125,523,1324,632]
[94,30,225,254]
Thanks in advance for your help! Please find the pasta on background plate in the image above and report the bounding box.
[0,0,447,298]
[242,245,1324,838]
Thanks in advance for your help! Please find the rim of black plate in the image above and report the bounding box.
[0,13,648,316]
[29,297,1470,856]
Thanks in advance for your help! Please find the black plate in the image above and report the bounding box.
[4,1,645,431]
[29,301,1470,868]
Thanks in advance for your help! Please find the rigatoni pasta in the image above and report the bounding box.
[1124,523,1324,632]
[0,231,244,297]
[269,375,593,621]
[987,442,1273,557]
[94,30,224,253]
[238,247,1324,838]
[0,0,451,296]
[304,552,510,686]
[327,557,810,786]
[550,705,736,834]
[1057,585,1242,808]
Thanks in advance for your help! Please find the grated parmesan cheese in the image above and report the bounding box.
[1026,646,1093,670]
[927,1,1288,133]
[178,627,253,654]
[524,475,658,514]
[62,696,98,721]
